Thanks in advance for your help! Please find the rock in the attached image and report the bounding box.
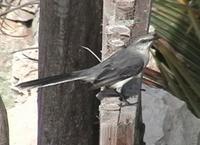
[6,9,35,22]
[0,19,30,36]
[142,85,200,145]
[4,0,39,22]
[20,1,39,14]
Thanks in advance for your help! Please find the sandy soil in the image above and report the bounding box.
[8,95,37,145]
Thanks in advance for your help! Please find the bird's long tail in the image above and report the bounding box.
[16,70,88,89]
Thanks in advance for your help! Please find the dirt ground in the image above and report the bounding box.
[8,95,37,145]
[0,19,38,145]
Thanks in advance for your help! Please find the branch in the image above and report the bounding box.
[0,1,39,17]
[11,46,38,54]
[22,53,38,62]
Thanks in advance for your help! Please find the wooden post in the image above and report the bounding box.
[100,0,152,145]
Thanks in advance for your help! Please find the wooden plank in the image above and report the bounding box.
[100,0,138,145]
[100,0,152,145]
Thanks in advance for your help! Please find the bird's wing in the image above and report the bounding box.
[92,54,144,88]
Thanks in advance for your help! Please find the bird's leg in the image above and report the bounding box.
[120,96,138,107]
[119,88,145,107]
[96,87,119,100]
[113,90,138,106]
[119,88,146,107]
[96,87,139,106]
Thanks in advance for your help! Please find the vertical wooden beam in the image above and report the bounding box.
[100,0,137,145]
[100,0,152,145]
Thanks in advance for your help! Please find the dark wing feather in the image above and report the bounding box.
[92,53,144,88]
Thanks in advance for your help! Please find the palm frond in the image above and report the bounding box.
[151,0,200,117]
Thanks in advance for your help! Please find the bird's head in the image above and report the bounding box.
[134,33,155,49]
[127,33,156,65]
[127,33,155,54]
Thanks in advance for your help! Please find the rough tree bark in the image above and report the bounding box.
[38,0,102,145]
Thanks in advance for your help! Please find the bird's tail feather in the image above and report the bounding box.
[16,71,87,89]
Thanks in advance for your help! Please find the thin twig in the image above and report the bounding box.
[24,69,38,78]
[11,47,38,54]
[81,46,101,62]
[0,1,39,17]
[0,4,10,7]
[5,0,15,6]
[22,53,38,62]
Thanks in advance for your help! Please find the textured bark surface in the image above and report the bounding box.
[0,97,9,145]
[38,0,102,145]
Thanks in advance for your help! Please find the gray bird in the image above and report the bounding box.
[16,33,155,97]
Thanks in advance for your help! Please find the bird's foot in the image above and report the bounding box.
[119,96,138,107]
[96,88,119,100]
[96,88,138,106]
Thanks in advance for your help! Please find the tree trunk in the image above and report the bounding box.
[0,97,9,145]
[38,0,102,145]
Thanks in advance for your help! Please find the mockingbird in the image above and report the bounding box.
[17,33,155,99]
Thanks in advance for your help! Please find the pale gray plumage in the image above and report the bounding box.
[16,33,155,91]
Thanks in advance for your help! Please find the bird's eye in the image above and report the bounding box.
[140,39,147,43]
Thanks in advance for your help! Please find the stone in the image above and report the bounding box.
[142,85,200,145]
[4,0,39,21]
[6,9,35,22]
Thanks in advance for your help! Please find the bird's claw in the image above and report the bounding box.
[119,97,138,107]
